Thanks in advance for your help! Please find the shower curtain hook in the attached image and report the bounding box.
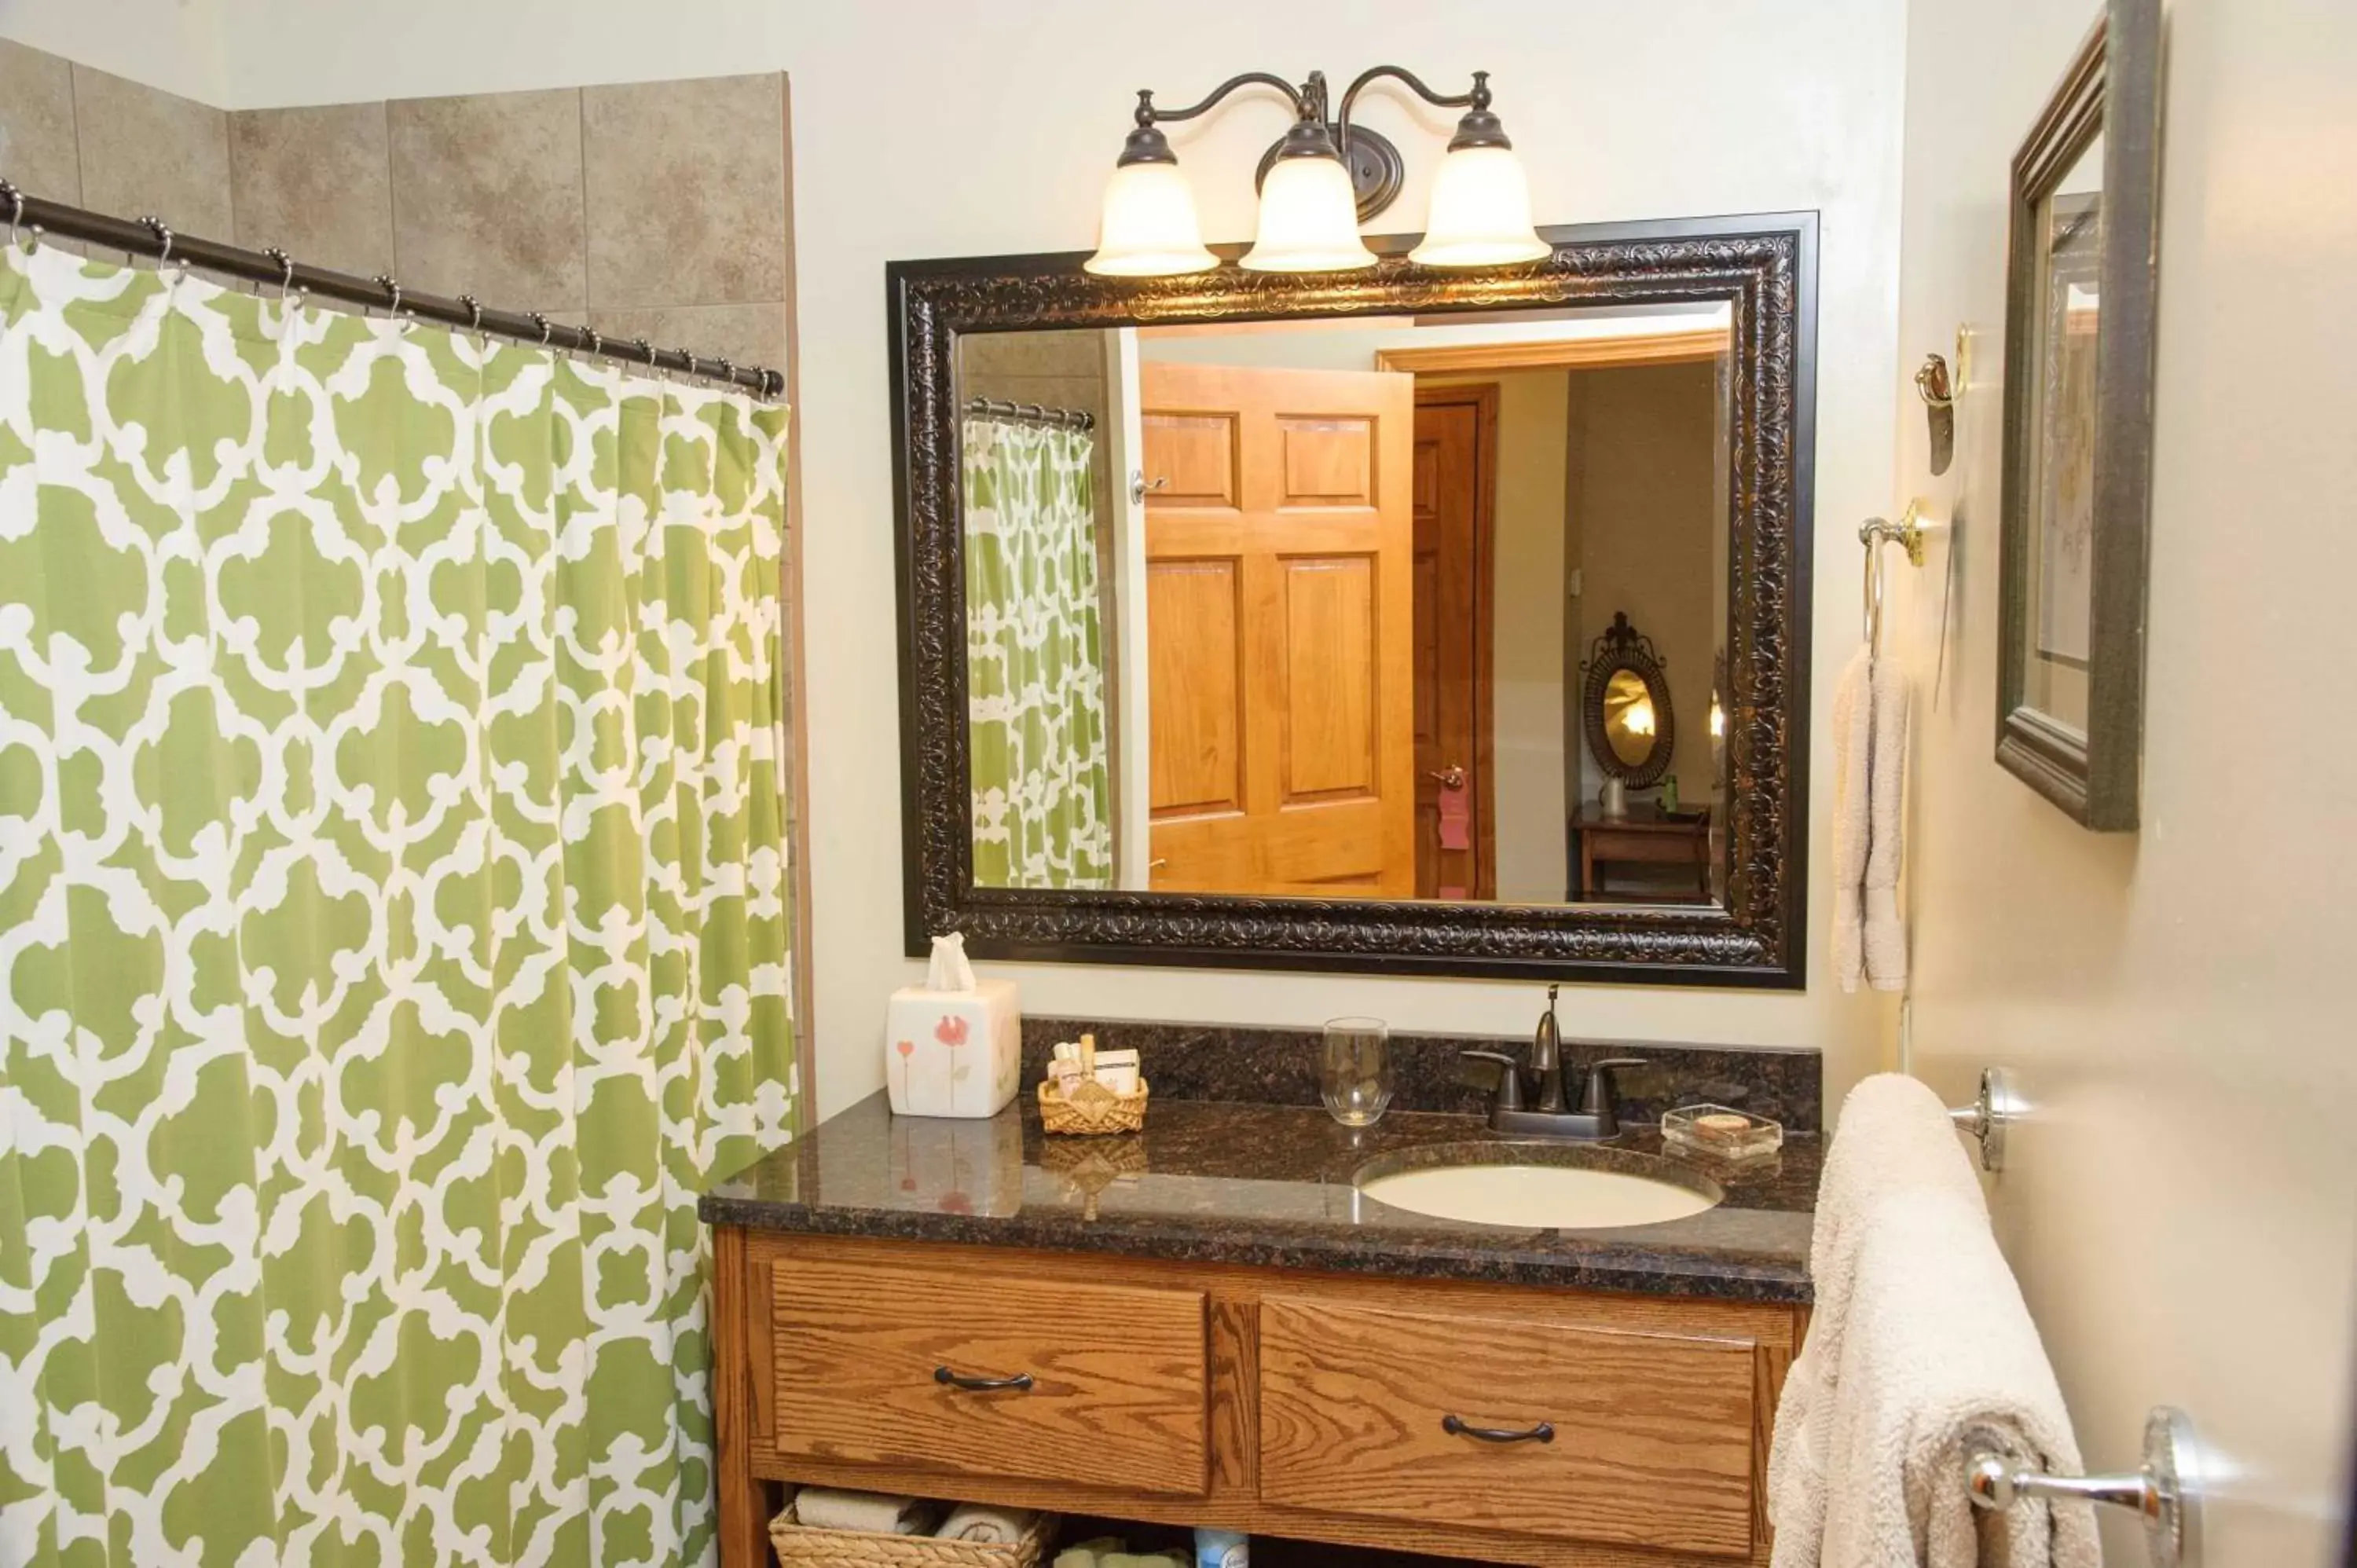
[459,293,486,346]
[374,273,412,332]
[585,328,604,361]
[530,312,559,357]
[264,247,305,333]
[634,336,661,379]
[137,215,184,285]
[715,356,735,390]
[680,348,698,383]
[2,181,31,254]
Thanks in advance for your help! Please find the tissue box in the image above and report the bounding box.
[885,977,1021,1118]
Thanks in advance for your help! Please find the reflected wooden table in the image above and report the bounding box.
[1571,804,1714,901]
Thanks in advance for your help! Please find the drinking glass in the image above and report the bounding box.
[1321,1017,1394,1127]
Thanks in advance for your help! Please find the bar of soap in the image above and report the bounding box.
[1692,1112,1753,1141]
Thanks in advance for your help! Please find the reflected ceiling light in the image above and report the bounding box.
[1081,67,1552,279]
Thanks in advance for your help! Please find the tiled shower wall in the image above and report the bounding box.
[0,38,792,374]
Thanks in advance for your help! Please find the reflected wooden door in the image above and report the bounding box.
[1411,387,1497,900]
[1139,361,1414,896]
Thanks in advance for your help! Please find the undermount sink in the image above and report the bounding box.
[1353,1142,1723,1229]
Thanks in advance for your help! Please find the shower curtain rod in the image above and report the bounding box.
[0,180,784,400]
[964,396,1095,433]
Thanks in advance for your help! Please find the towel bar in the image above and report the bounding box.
[1948,1066,2014,1171]
[1967,1406,2199,1568]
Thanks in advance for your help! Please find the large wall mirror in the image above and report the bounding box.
[893,214,1816,984]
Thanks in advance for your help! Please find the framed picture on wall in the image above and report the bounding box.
[1996,0,2164,830]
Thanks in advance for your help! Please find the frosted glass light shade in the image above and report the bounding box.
[1239,154,1376,273]
[1084,160,1218,277]
[1409,144,1550,269]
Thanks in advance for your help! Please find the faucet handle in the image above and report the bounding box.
[1576,1057,1649,1119]
[1458,1050,1525,1111]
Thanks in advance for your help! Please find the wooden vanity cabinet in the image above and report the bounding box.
[713,1229,1809,1568]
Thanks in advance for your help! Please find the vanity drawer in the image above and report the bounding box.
[769,1255,1210,1496]
[1258,1297,1758,1558]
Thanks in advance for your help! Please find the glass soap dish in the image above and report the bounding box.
[1661,1103,1783,1163]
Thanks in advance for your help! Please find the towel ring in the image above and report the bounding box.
[1948,1066,2014,1172]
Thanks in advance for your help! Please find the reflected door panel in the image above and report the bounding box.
[1412,393,1490,901]
[1141,361,1414,897]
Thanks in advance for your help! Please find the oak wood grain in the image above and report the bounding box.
[768,1253,1211,1496]
[712,1226,773,1568]
[737,1233,1796,1566]
[1259,1296,1757,1559]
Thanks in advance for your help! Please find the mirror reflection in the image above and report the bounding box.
[959,302,1733,907]
[2019,130,2104,737]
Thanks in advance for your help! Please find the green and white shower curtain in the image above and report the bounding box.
[0,241,795,1566]
[962,418,1111,888]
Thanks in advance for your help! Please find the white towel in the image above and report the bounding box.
[794,1488,937,1536]
[1769,1075,2095,1568]
[1830,648,1872,990]
[936,1504,1038,1544]
[1863,652,1911,991]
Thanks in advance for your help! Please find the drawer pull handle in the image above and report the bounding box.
[933,1365,1035,1393]
[1442,1414,1555,1445]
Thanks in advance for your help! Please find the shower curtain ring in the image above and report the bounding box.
[137,214,181,280]
[3,181,25,251]
[530,312,556,352]
[680,349,698,381]
[585,328,604,358]
[460,293,485,343]
[633,336,659,378]
[716,357,735,388]
[374,273,410,331]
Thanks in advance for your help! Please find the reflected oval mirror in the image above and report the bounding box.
[1582,612,1674,786]
[1604,669,1659,768]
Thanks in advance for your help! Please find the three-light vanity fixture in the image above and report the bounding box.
[1085,66,1550,277]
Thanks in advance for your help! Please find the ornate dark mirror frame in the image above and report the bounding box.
[1582,612,1677,789]
[891,211,1817,987]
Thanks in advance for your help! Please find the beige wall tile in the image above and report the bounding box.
[582,74,786,310]
[73,64,231,237]
[587,302,787,382]
[230,104,394,278]
[389,88,586,307]
[0,39,81,204]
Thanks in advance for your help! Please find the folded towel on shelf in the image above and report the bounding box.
[1830,647,1872,990]
[1862,650,1912,991]
[1769,1075,2093,1568]
[936,1504,1038,1544]
[1054,1542,1185,1568]
[793,1487,937,1536]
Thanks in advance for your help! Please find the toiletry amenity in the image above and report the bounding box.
[1769,1075,2094,1568]
[792,1487,940,1536]
[1038,1031,1151,1134]
[1193,1527,1248,1568]
[937,1505,1039,1544]
[887,933,1022,1118]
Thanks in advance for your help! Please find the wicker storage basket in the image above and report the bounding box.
[768,1501,1058,1568]
[1036,1076,1149,1136]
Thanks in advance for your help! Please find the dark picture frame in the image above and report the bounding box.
[891,213,1817,986]
[1996,0,2165,830]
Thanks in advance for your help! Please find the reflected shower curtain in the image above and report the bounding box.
[962,418,1111,888]
[0,243,795,1566]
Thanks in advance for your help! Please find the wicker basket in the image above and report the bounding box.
[1036,1075,1149,1136]
[768,1501,1058,1568]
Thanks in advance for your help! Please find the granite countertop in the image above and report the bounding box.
[699,1093,1817,1304]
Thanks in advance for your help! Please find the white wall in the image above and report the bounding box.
[1893,1,2357,1560]
[30,0,1909,1119]
[0,0,230,104]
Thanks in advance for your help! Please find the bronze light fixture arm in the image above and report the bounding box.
[1132,71,1311,128]
[1335,65,1496,156]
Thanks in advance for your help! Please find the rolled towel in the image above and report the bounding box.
[794,1487,937,1536]
[936,1504,1038,1544]
[1054,1537,1127,1568]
